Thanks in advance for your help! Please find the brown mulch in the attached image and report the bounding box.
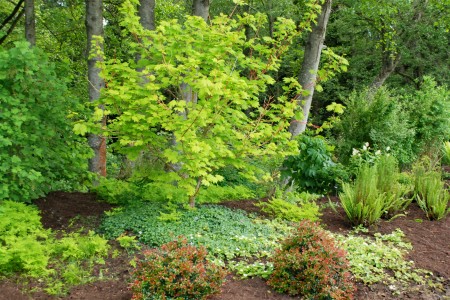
[0,191,449,300]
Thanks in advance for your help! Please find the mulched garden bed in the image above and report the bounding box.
[0,191,448,300]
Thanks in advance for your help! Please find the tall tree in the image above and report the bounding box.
[86,0,107,177]
[289,0,332,137]
[24,0,35,45]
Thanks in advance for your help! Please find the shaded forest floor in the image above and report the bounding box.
[1,191,449,300]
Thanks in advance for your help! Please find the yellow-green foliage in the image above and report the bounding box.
[257,198,320,222]
[0,201,51,277]
[0,200,110,295]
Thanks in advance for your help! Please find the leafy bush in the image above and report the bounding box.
[0,200,110,294]
[197,185,256,204]
[91,177,139,205]
[0,42,90,202]
[267,220,355,299]
[282,134,346,194]
[334,88,415,165]
[256,198,321,222]
[130,237,227,300]
[401,77,450,158]
[0,201,52,277]
[413,167,449,220]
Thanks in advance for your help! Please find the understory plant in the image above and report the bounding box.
[282,134,346,194]
[267,220,355,299]
[375,155,412,218]
[340,164,386,227]
[130,237,227,300]
[100,201,292,278]
[413,165,449,220]
[334,87,415,165]
[0,200,110,295]
[0,42,90,202]
[256,197,321,222]
[340,155,413,226]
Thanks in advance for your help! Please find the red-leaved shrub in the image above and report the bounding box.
[130,237,227,300]
[267,220,355,299]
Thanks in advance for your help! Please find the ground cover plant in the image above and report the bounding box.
[99,200,294,278]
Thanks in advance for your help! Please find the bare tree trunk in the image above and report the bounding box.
[289,0,332,138]
[192,0,209,21]
[138,0,155,31]
[24,0,35,46]
[86,0,107,178]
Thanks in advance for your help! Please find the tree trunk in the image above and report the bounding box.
[24,0,35,46]
[86,0,107,177]
[370,52,401,91]
[192,0,209,21]
[138,0,155,31]
[289,0,332,138]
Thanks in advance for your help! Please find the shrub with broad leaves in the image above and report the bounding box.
[267,220,355,299]
[130,237,227,300]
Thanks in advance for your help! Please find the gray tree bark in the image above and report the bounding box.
[289,0,332,137]
[86,0,107,177]
[24,0,35,46]
[138,0,155,31]
[192,0,209,21]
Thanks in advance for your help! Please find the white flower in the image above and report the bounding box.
[352,148,359,156]
[375,150,381,155]
[386,146,391,151]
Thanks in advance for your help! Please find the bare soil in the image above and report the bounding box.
[0,191,449,300]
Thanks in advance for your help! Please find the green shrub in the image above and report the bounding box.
[401,77,450,158]
[340,164,386,227]
[267,220,355,299]
[91,177,139,204]
[0,200,110,294]
[335,88,415,166]
[256,198,321,222]
[197,185,256,204]
[413,169,449,220]
[0,201,51,277]
[130,237,227,300]
[282,134,347,194]
[0,42,90,202]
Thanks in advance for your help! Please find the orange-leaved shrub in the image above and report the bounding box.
[130,237,227,300]
[267,220,355,300]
